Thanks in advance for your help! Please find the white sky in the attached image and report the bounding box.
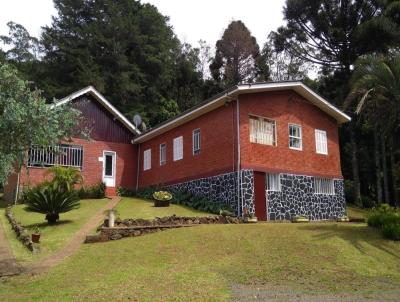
[0,0,286,49]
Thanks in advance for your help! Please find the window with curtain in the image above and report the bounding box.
[249,116,276,146]
[313,178,335,194]
[266,173,281,191]
[143,149,151,171]
[315,129,328,154]
[173,136,183,161]
[159,143,166,165]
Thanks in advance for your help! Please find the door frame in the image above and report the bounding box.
[102,150,116,187]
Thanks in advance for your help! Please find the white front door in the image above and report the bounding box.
[102,151,116,187]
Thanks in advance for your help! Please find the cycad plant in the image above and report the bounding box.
[25,183,80,224]
[45,166,83,192]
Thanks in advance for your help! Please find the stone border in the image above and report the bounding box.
[85,215,243,243]
[5,206,39,254]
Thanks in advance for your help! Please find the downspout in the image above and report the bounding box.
[236,98,241,217]
[136,143,141,191]
[14,171,20,205]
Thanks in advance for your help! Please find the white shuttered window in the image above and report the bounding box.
[314,178,335,194]
[173,136,183,161]
[193,129,201,155]
[160,143,166,165]
[315,129,328,154]
[266,173,281,191]
[289,124,302,150]
[249,116,276,146]
[143,149,151,171]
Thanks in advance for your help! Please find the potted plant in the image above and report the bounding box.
[243,207,258,223]
[31,226,41,243]
[153,191,172,207]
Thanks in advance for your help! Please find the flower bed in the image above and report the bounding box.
[85,215,243,243]
[5,206,39,253]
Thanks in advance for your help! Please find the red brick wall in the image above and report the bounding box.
[138,103,237,188]
[238,91,343,178]
[5,138,137,199]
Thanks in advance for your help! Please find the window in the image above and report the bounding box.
[143,149,151,171]
[27,144,83,169]
[315,129,328,154]
[266,173,281,191]
[289,124,302,150]
[160,143,166,166]
[173,136,183,161]
[193,129,201,155]
[104,154,113,176]
[249,116,276,146]
[314,178,335,194]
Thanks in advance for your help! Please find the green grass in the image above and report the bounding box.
[347,205,369,219]
[115,197,212,219]
[0,200,399,301]
[0,198,109,263]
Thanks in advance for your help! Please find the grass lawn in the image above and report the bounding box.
[347,205,369,219]
[0,198,109,263]
[0,201,399,301]
[115,197,212,219]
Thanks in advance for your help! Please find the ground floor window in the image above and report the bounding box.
[27,144,83,169]
[313,178,335,195]
[266,173,281,191]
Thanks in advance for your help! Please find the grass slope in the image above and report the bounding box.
[0,198,109,263]
[115,197,211,219]
[0,221,399,301]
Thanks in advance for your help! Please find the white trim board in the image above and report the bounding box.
[54,86,141,135]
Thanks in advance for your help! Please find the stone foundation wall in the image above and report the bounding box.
[267,174,345,220]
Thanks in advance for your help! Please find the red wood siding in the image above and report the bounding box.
[137,103,238,188]
[72,95,134,144]
[239,91,343,178]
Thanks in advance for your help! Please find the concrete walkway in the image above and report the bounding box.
[23,196,121,275]
[0,216,23,277]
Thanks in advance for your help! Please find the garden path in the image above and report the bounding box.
[0,217,23,277]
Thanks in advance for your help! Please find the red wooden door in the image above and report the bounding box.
[254,171,267,221]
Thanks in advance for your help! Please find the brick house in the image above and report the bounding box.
[4,82,351,221]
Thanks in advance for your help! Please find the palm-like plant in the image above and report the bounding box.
[45,166,83,192]
[25,183,80,224]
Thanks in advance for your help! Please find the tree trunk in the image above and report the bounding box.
[350,121,361,202]
[390,137,399,206]
[381,135,390,204]
[374,126,383,204]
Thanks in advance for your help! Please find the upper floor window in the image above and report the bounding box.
[173,136,183,161]
[315,129,328,155]
[160,143,166,166]
[193,129,201,155]
[249,116,276,146]
[143,149,151,171]
[266,173,281,191]
[314,178,335,195]
[289,124,302,150]
[28,144,83,169]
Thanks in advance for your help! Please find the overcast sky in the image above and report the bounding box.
[0,0,286,49]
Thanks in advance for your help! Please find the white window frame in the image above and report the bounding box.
[143,149,151,171]
[173,136,183,161]
[159,143,166,166]
[249,115,277,146]
[313,178,335,195]
[266,173,281,192]
[192,129,201,155]
[315,129,328,155]
[27,144,84,169]
[288,124,302,151]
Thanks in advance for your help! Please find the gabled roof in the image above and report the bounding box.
[134,81,351,143]
[55,86,141,135]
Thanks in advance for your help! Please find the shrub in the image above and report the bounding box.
[24,183,80,224]
[136,186,158,199]
[76,182,105,199]
[153,191,172,201]
[45,166,83,192]
[117,187,135,197]
[382,223,400,241]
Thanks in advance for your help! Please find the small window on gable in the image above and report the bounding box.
[173,136,183,161]
[193,129,201,155]
[266,173,281,191]
[315,129,328,155]
[143,149,151,171]
[249,116,276,146]
[160,143,166,166]
[289,124,302,150]
[314,178,335,195]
